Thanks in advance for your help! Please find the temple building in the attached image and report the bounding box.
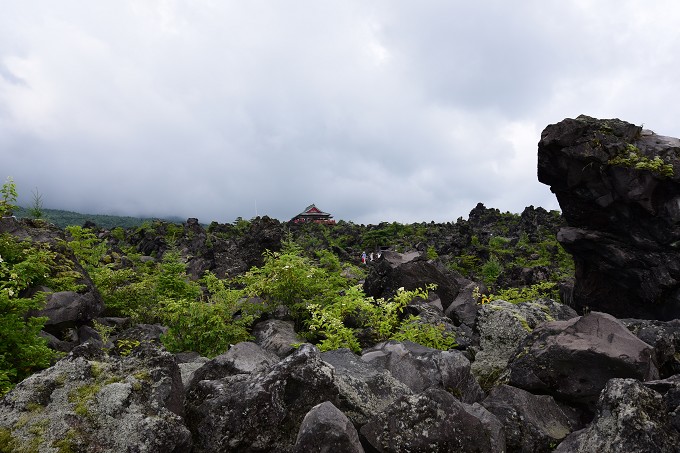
[291,204,335,224]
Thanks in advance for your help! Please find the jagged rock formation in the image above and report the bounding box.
[538,115,680,319]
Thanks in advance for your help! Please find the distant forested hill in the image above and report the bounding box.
[14,206,184,229]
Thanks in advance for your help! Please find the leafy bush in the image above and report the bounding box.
[481,255,503,285]
[307,285,456,352]
[159,272,262,357]
[239,240,346,326]
[0,234,58,395]
[0,177,18,217]
[489,281,559,304]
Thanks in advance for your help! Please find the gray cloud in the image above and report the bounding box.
[1,1,680,224]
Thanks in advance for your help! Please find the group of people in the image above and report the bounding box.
[361,251,381,264]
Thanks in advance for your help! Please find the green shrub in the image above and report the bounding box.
[159,272,262,357]
[489,281,559,304]
[481,255,503,285]
[0,235,58,395]
[307,285,456,352]
[0,177,18,217]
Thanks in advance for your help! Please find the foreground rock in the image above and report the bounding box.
[294,401,364,453]
[360,387,505,452]
[556,378,680,452]
[186,344,340,452]
[471,299,577,390]
[508,311,659,409]
[482,384,576,452]
[538,115,680,320]
[0,342,191,452]
[361,340,484,403]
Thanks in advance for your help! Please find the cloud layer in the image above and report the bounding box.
[3,1,680,224]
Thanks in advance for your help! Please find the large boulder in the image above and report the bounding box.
[481,384,577,452]
[33,290,104,334]
[187,341,279,388]
[359,387,505,453]
[361,340,484,403]
[294,401,364,453]
[538,115,680,319]
[0,342,191,452]
[555,378,680,453]
[508,311,659,409]
[621,318,680,378]
[253,319,305,357]
[186,344,340,452]
[320,348,412,426]
[471,299,577,390]
[363,251,461,313]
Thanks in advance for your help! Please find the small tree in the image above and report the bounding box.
[0,177,18,217]
[29,187,44,219]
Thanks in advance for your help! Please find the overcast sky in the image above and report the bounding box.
[2,1,680,224]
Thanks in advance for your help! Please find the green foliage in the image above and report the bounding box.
[65,226,108,271]
[159,272,261,357]
[239,239,346,325]
[489,281,559,304]
[481,255,503,285]
[608,144,674,177]
[0,235,57,395]
[426,246,438,260]
[307,285,456,352]
[392,316,458,350]
[29,188,44,219]
[0,177,18,217]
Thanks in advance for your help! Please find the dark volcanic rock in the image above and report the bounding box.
[320,348,412,426]
[0,342,191,452]
[294,401,364,453]
[621,318,680,378]
[538,115,680,319]
[508,311,659,409]
[482,384,576,453]
[186,344,340,452]
[363,251,461,312]
[361,340,484,403]
[360,387,505,453]
[555,378,680,453]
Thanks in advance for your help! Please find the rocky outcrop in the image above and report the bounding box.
[508,311,659,409]
[555,378,680,452]
[470,299,577,390]
[0,342,191,452]
[538,115,680,319]
[361,340,484,403]
[359,387,505,452]
[363,251,462,312]
[482,384,577,452]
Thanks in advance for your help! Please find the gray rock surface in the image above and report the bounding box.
[253,319,305,357]
[360,387,505,453]
[0,342,191,452]
[471,299,577,389]
[186,344,340,452]
[294,401,364,453]
[482,384,576,452]
[555,378,680,453]
[362,340,484,403]
[508,312,659,408]
[320,348,412,426]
